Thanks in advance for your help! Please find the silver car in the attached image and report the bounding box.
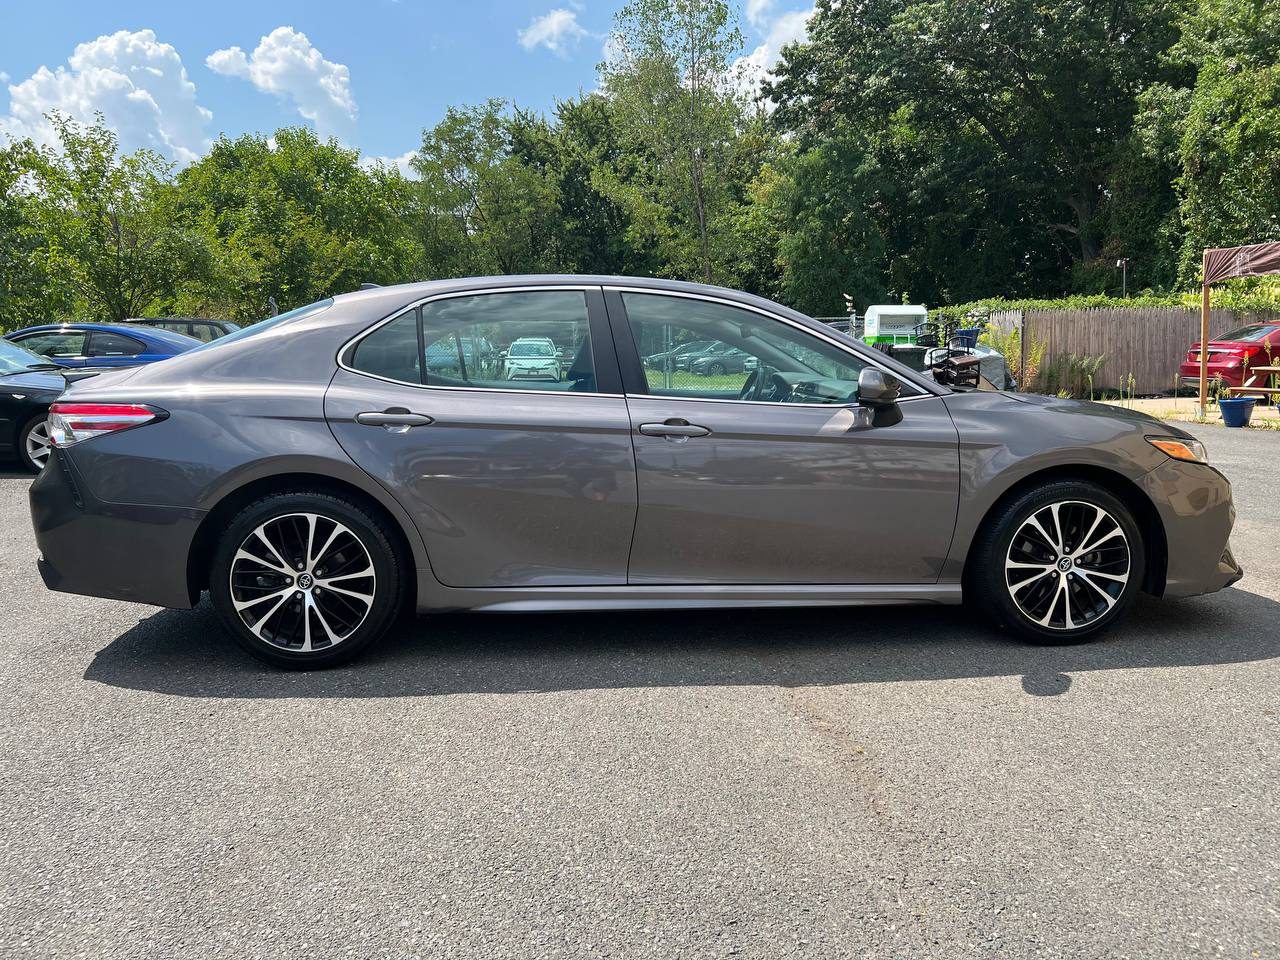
[29,276,1241,668]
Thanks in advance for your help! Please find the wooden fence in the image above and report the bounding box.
[999,306,1280,395]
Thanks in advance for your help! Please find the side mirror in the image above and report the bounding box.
[858,368,901,407]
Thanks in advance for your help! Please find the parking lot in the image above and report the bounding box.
[0,421,1276,959]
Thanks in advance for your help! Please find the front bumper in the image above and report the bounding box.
[1137,458,1243,598]
[29,448,204,608]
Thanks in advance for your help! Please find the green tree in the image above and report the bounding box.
[598,0,746,283]
[1139,0,1280,282]
[770,0,1180,274]
[24,114,210,323]
[174,127,420,319]
[412,100,562,276]
[509,95,657,276]
[0,139,69,331]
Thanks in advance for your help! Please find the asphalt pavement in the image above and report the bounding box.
[0,422,1277,959]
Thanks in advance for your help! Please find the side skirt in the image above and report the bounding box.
[414,577,963,613]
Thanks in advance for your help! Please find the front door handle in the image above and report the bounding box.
[355,409,434,432]
[638,420,711,438]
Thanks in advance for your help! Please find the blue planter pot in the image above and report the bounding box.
[1219,397,1256,428]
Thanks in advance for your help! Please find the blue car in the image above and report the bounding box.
[4,323,201,369]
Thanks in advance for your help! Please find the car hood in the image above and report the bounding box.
[0,369,67,395]
[941,390,1200,485]
[987,390,1195,439]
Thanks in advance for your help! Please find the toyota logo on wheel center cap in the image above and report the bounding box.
[1057,558,1073,573]
[297,573,315,589]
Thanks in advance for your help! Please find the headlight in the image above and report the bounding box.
[1147,436,1208,463]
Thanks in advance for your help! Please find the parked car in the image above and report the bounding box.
[691,347,753,376]
[0,338,66,472]
[1179,323,1280,388]
[503,337,561,381]
[5,323,200,368]
[125,317,240,343]
[674,340,737,371]
[425,336,497,376]
[644,340,715,369]
[29,276,1240,670]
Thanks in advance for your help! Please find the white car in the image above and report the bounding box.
[503,337,561,381]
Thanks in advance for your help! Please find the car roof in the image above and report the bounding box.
[9,322,201,347]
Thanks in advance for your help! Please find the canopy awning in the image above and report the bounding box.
[1203,242,1280,285]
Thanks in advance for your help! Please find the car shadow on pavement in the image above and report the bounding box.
[84,587,1280,699]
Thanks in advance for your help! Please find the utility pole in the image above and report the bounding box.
[1115,258,1130,298]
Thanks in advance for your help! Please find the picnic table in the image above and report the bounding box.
[1227,365,1280,398]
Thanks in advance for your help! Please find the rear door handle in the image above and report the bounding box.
[638,420,711,438]
[355,410,434,431]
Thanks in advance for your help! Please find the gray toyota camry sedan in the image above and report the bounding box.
[29,276,1242,668]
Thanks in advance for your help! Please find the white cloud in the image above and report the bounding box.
[361,149,417,178]
[207,27,356,137]
[746,0,776,30]
[733,5,814,99]
[518,9,589,56]
[0,71,9,84]
[0,29,212,163]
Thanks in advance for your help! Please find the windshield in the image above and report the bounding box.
[510,341,555,358]
[1217,324,1280,342]
[0,338,56,374]
[186,299,334,353]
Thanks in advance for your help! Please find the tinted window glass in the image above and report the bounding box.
[623,293,881,404]
[1218,324,1280,342]
[88,331,146,357]
[352,312,422,384]
[422,291,594,392]
[15,331,87,358]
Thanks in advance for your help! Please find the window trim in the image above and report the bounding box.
[338,285,624,399]
[603,285,939,409]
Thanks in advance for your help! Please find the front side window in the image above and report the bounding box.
[351,291,596,393]
[15,331,87,358]
[623,293,884,404]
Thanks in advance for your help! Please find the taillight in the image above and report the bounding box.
[47,403,166,446]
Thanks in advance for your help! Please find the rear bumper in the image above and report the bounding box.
[1137,459,1242,598]
[29,448,204,608]
[1177,364,1244,388]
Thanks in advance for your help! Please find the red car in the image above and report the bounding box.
[1180,322,1280,388]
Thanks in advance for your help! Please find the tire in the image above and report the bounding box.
[208,491,406,669]
[707,362,726,376]
[968,481,1144,644]
[18,413,52,473]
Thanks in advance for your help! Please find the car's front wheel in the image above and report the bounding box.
[970,481,1144,644]
[209,491,405,669]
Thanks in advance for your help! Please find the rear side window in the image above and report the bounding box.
[352,313,422,384]
[88,332,146,357]
[348,291,596,393]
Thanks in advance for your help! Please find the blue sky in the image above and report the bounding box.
[0,1,812,171]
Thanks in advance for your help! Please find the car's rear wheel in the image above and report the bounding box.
[970,481,1144,644]
[18,413,51,473]
[209,492,405,669]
